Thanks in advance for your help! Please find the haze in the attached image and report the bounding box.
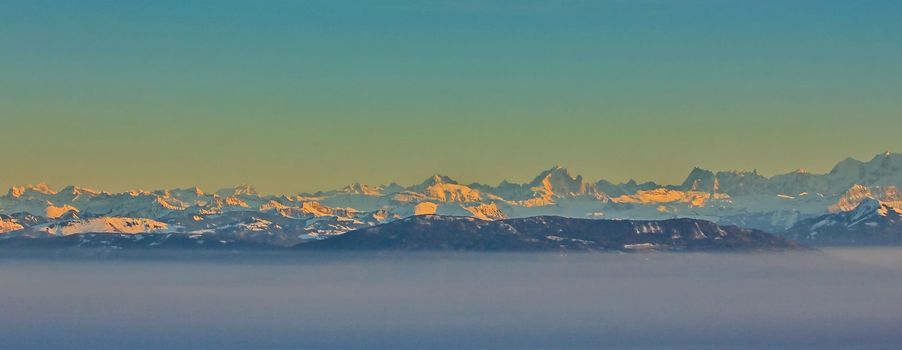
[2,249,902,349]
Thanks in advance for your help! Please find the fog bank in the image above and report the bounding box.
[1,249,901,349]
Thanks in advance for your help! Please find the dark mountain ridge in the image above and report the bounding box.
[298,215,804,252]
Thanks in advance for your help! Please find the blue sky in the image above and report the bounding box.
[1,0,901,193]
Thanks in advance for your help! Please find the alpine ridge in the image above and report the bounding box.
[2,152,902,248]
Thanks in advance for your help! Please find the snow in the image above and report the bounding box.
[2,152,902,241]
[0,218,24,233]
[45,204,79,219]
[35,217,174,236]
[633,223,664,234]
[413,202,438,216]
[623,243,657,250]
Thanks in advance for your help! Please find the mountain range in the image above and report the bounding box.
[784,198,902,245]
[298,215,803,252]
[2,151,902,249]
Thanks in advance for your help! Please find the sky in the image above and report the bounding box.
[1,0,901,194]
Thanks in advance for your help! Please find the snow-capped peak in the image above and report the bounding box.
[680,167,716,192]
[408,175,460,194]
[0,215,25,234]
[7,183,57,198]
[185,186,205,196]
[45,203,79,219]
[528,165,586,197]
[532,165,578,182]
[341,182,381,196]
[421,175,457,186]
[850,198,883,222]
[216,184,258,197]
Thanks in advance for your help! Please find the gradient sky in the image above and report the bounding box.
[2,0,901,194]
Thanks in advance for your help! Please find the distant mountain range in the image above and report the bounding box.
[299,215,803,252]
[2,151,902,249]
[784,198,902,246]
